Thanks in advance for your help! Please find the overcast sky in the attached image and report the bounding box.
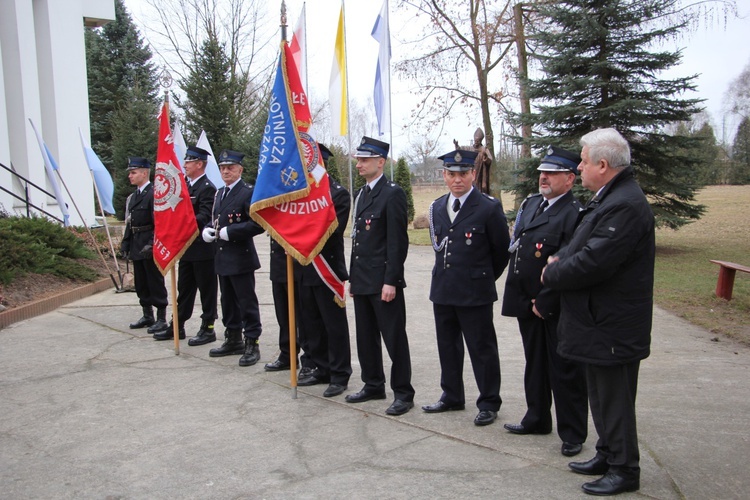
[124,0,750,155]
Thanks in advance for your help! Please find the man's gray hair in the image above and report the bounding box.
[580,128,630,170]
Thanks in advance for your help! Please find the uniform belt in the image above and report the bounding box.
[131,224,154,233]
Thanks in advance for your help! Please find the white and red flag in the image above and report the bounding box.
[153,99,198,275]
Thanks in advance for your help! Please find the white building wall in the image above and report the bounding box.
[0,0,114,225]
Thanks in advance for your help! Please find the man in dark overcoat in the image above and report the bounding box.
[543,128,654,496]
[296,144,352,398]
[501,146,588,456]
[121,157,168,333]
[345,136,415,416]
[421,149,509,427]
[201,150,265,367]
[154,145,218,343]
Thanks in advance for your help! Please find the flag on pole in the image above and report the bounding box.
[372,0,391,136]
[152,100,198,275]
[329,4,348,137]
[290,3,307,93]
[79,129,116,215]
[172,121,187,171]
[251,42,338,268]
[196,131,223,189]
[28,119,70,226]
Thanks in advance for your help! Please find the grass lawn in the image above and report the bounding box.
[408,184,750,345]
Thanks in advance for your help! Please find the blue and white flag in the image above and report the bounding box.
[79,128,116,215]
[29,119,70,226]
[372,0,391,136]
[250,48,309,210]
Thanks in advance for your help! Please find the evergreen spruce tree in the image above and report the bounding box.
[176,34,244,153]
[394,157,415,223]
[325,154,342,185]
[730,117,750,185]
[111,85,159,221]
[85,0,157,174]
[517,0,705,229]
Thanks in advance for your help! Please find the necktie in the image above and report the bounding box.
[452,198,461,213]
[222,187,230,200]
[532,199,548,220]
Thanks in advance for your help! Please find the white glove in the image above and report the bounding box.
[202,227,216,242]
[219,227,229,241]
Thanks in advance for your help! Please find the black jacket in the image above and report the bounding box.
[429,188,510,307]
[210,181,265,276]
[349,176,408,295]
[182,176,217,262]
[502,191,582,319]
[543,167,655,365]
[121,183,154,261]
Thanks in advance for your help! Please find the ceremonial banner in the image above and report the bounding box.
[172,121,187,171]
[372,0,391,136]
[329,3,348,136]
[153,100,198,275]
[196,130,222,189]
[251,43,338,271]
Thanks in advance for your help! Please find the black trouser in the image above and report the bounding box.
[433,302,501,411]
[353,289,414,401]
[299,284,352,385]
[219,272,261,340]
[176,259,217,324]
[133,258,167,308]
[518,316,588,443]
[587,361,641,475]
[271,280,313,368]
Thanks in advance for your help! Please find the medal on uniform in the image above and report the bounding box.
[535,243,543,258]
[465,232,472,245]
[365,218,371,230]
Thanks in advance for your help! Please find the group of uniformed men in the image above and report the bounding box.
[123,128,652,497]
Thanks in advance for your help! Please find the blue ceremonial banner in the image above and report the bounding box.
[251,48,309,210]
[79,129,116,215]
[372,0,391,136]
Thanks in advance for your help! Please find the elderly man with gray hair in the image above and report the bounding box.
[542,128,655,496]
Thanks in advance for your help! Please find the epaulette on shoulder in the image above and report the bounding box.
[482,193,496,201]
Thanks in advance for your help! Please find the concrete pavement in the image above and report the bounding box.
[1,240,749,499]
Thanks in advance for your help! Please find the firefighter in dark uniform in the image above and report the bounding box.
[201,150,265,366]
[345,136,415,416]
[295,144,353,398]
[121,157,169,333]
[501,146,588,457]
[155,146,218,343]
[421,149,510,427]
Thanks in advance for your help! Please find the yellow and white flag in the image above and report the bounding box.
[329,3,347,136]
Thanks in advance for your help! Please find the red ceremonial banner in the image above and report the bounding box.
[153,100,198,275]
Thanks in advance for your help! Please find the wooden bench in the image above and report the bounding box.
[710,260,750,300]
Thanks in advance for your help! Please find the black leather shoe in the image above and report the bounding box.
[562,442,583,457]
[345,389,387,403]
[298,366,314,379]
[238,339,260,367]
[474,410,498,426]
[147,320,168,334]
[188,324,216,346]
[582,471,639,496]
[153,328,186,341]
[188,331,216,346]
[297,370,329,386]
[503,422,552,435]
[386,399,414,416]
[323,383,347,397]
[264,358,291,371]
[129,316,155,329]
[209,330,244,357]
[422,401,465,413]
[569,456,610,476]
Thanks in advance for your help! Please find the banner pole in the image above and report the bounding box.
[171,269,179,355]
[287,254,298,399]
